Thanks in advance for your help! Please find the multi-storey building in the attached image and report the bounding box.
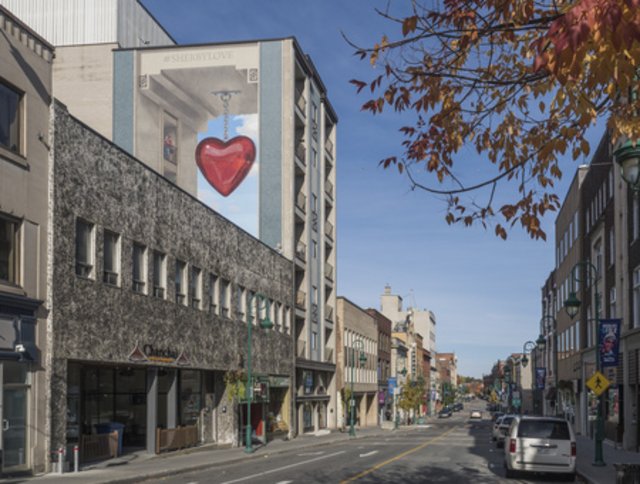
[436,353,458,390]
[0,6,53,474]
[7,0,339,436]
[366,308,392,422]
[336,297,378,429]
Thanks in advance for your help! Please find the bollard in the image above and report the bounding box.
[73,445,79,472]
[57,447,64,474]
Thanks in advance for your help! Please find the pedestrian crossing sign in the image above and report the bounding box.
[586,371,610,397]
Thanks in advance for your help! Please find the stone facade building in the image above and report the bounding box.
[49,102,294,460]
[366,308,391,422]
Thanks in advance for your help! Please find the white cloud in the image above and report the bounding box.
[235,114,259,139]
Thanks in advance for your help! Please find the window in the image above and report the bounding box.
[594,239,603,276]
[633,267,640,329]
[132,243,147,294]
[236,285,246,319]
[209,273,218,313]
[175,260,186,305]
[609,228,615,266]
[103,230,120,285]
[0,81,22,153]
[0,215,19,284]
[610,287,617,318]
[574,211,579,242]
[152,251,166,298]
[189,266,201,309]
[246,290,255,323]
[311,331,318,351]
[220,279,230,317]
[75,219,94,278]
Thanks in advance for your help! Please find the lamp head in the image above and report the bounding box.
[259,316,273,330]
[614,140,640,192]
[564,291,581,319]
[536,334,546,351]
[521,355,529,368]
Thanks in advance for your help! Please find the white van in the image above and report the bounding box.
[504,416,576,481]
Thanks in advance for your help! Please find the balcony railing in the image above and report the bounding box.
[296,92,306,115]
[325,138,334,156]
[295,144,306,164]
[297,340,306,358]
[325,179,334,199]
[325,348,334,363]
[296,290,306,308]
[296,242,306,262]
[325,263,334,281]
[296,192,306,212]
[325,221,334,240]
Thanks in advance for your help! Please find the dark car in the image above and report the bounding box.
[438,407,453,418]
[453,402,464,411]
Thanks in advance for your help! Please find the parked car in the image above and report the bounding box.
[495,415,517,447]
[504,416,576,481]
[452,402,464,412]
[491,411,504,423]
[438,407,453,418]
[492,415,505,441]
[470,410,482,419]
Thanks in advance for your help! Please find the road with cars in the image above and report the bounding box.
[145,400,582,483]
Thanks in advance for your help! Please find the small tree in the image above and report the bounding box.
[398,377,426,419]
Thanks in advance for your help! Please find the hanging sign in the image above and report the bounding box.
[535,368,546,390]
[599,319,621,368]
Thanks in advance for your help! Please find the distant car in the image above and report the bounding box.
[470,410,482,419]
[495,415,517,447]
[438,407,453,418]
[452,402,464,412]
[504,416,576,481]
[491,411,505,422]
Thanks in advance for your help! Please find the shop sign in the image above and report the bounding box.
[268,376,290,387]
[128,342,190,365]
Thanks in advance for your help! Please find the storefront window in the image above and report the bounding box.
[180,370,202,426]
[303,371,313,395]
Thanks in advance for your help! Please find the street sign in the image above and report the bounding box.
[586,371,610,397]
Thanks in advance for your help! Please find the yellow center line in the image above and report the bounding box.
[339,425,459,484]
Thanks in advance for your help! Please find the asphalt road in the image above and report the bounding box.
[145,402,582,483]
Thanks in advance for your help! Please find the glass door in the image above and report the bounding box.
[2,362,29,473]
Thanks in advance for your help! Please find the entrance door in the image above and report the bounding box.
[1,362,29,473]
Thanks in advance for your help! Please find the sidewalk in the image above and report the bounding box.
[12,425,402,484]
[576,435,640,484]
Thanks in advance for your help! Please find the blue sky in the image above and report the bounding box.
[142,0,604,378]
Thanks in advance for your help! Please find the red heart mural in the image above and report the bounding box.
[195,136,256,197]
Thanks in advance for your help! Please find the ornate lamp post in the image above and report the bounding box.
[349,339,366,437]
[521,335,546,414]
[564,261,605,467]
[613,139,640,193]
[244,293,273,454]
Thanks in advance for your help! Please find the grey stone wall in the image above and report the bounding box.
[50,101,293,450]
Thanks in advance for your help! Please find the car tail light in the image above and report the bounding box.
[509,438,516,454]
[571,442,576,457]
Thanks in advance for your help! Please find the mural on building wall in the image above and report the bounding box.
[137,44,260,235]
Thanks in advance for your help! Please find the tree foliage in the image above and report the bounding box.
[350,0,640,239]
[398,376,426,412]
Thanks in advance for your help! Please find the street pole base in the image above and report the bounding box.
[244,447,255,454]
[349,430,356,437]
[592,461,606,467]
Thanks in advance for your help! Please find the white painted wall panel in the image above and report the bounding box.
[0,0,171,47]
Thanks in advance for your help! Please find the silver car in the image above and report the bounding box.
[495,415,516,447]
[504,416,576,480]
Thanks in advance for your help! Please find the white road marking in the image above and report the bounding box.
[359,450,379,458]
[219,450,346,484]
[275,481,293,484]
[297,451,324,456]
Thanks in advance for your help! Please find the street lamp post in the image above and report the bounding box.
[349,339,366,437]
[540,315,558,416]
[564,261,605,467]
[521,335,546,415]
[613,139,640,193]
[244,293,273,454]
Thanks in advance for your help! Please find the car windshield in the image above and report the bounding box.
[517,420,570,439]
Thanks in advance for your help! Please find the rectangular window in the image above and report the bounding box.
[175,260,186,305]
[574,211,579,242]
[132,243,147,294]
[75,219,94,278]
[633,267,640,329]
[152,251,166,298]
[0,81,22,153]
[0,215,20,284]
[189,266,201,309]
[610,287,617,318]
[103,230,120,285]
[220,279,230,317]
[236,285,245,319]
[609,227,615,266]
[209,273,218,313]
[246,290,255,323]
[594,239,603,276]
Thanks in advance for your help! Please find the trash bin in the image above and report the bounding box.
[614,463,640,484]
[95,422,125,456]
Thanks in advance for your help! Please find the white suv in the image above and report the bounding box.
[504,416,576,481]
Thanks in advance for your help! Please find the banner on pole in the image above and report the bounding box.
[599,319,621,368]
[535,367,546,390]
